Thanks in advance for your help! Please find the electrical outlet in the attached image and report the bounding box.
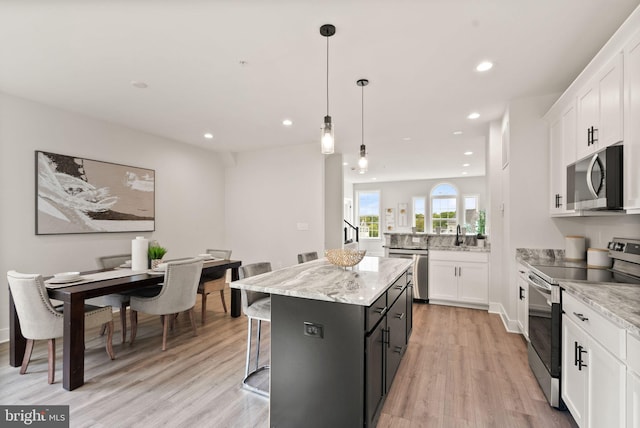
[303,322,324,339]
[412,237,420,243]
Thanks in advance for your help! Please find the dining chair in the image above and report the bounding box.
[240,262,272,397]
[129,258,204,351]
[297,251,319,264]
[197,249,232,324]
[87,253,133,344]
[7,271,115,384]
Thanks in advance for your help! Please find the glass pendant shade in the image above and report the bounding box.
[358,144,368,173]
[321,115,335,154]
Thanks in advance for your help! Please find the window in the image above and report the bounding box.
[430,183,458,233]
[357,190,380,238]
[412,197,426,232]
[463,195,479,234]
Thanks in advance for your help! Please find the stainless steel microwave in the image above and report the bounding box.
[567,145,623,210]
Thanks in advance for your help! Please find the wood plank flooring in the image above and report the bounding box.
[0,294,575,427]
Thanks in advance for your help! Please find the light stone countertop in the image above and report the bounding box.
[516,248,640,337]
[230,256,412,307]
[428,245,491,253]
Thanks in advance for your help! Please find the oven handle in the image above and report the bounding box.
[526,273,552,295]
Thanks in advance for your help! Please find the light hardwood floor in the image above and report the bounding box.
[0,293,575,427]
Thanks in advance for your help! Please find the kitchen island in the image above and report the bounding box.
[231,256,413,428]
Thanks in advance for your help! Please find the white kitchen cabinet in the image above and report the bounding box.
[516,264,528,340]
[576,53,624,161]
[562,292,626,428]
[428,251,488,307]
[624,29,640,212]
[549,100,576,216]
[628,332,640,428]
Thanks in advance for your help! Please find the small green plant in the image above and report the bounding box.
[148,244,168,260]
[476,209,486,237]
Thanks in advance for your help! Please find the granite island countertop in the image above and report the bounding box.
[516,248,640,337]
[230,256,412,307]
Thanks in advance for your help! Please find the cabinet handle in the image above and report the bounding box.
[384,327,391,348]
[574,341,579,367]
[573,312,589,322]
[587,127,592,146]
[519,287,525,300]
[591,126,598,144]
[374,306,387,315]
[577,345,588,371]
[394,284,403,290]
[459,266,462,276]
[395,312,405,320]
[393,346,403,354]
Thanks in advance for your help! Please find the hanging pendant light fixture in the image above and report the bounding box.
[320,24,336,154]
[357,79,369,174]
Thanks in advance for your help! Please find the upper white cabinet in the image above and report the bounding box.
[549,101,577,216]
[624,30,640,211]
[576,53,624,162]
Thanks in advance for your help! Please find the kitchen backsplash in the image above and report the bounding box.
[385,233,483,249]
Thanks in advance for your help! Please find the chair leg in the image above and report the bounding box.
[130,310,138,345]
[20,339,34,375]
[120,303,127,344]
[255,320,262,372]
[162,315,169,351]
[188,308,197,337]
[220,290,227,313]
[105,321,116,360]
[201,292,208,325]
[48,339,56,384]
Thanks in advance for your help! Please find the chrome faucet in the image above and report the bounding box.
[455,225,462,246]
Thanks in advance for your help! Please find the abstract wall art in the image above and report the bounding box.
[35,151,155,234]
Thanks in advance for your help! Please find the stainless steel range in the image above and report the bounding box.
[527,237,640,408]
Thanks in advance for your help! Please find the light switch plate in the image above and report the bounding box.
[303,322,324,339]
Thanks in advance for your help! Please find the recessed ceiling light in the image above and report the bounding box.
[130,80,148,89]
[343,162,348,166]
[282,119,293,126]
[464,151,473,155]
[463,163,470,167]
[462,171,468,175]
[204,133,214,139]
[402,137,412,141]
[453,131,463,135]
[371,177,377,180]
[476,61,493,72]
[467,112,480,120]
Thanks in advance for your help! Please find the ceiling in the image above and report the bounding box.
[1,0,639,183]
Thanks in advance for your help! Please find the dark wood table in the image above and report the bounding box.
[9,259,242,390]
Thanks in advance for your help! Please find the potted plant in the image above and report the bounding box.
[148,244,168,269]
[476,210,486,247]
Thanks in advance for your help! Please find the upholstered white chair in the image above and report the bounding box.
[240,262,272,397]
[297,251,318,264]
[87,254,132,343]
[197,249,232,324]
[129,258,203,351]
[7,270,115,384]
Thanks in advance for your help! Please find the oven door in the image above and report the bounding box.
[526,273,561,378]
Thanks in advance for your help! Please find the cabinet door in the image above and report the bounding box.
[625,30,640,210]
[628,370,640,428]
[516,273,528,339]
[563,102,577,168]
[577,83,599,161]
[562,314,588,427]
[598,53,623,149]
[386,289,407,391]
[457,262,488,304]
[428,261,457,300]
[549,117,564,214]
[587,337,625,428]
[366,321,385,427]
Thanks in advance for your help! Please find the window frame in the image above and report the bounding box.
[462,194,480,234]
[412,196,426,233]
[356,190,381,240]
[430,183,459,234]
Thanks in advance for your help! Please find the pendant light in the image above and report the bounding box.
[320,24,336,154]
[357,79,369,174]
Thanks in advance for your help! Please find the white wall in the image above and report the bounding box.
[0,92,226,342]
[353,176,487,256]
[224,143,325,270]
[488,120,504,309]
[324,154,344,250]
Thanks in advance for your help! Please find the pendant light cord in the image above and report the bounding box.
[361,84,364,146]
[326,36,330,116]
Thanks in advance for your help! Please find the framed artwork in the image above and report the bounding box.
[35,151,155,234]
[385,207,395,231]
[398,203,408,227]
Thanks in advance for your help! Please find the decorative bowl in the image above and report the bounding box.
[325,249,367,267]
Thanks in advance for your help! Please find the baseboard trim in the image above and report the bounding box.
[489,302,521,334]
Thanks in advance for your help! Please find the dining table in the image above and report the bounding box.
[8,258,242,390]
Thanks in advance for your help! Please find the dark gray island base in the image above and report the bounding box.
[231,257,413,428]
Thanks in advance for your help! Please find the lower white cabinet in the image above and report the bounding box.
[429,251,488,307]
[628,332,640,428]
[516,263,528,340]
[562,292,626,427]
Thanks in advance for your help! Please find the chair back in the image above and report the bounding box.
[97,254,131,269]
[206,249,232,260]
[297,251,318,264]
[239,262,271,310]
[151,259,204,314]
[7,271,63,340]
